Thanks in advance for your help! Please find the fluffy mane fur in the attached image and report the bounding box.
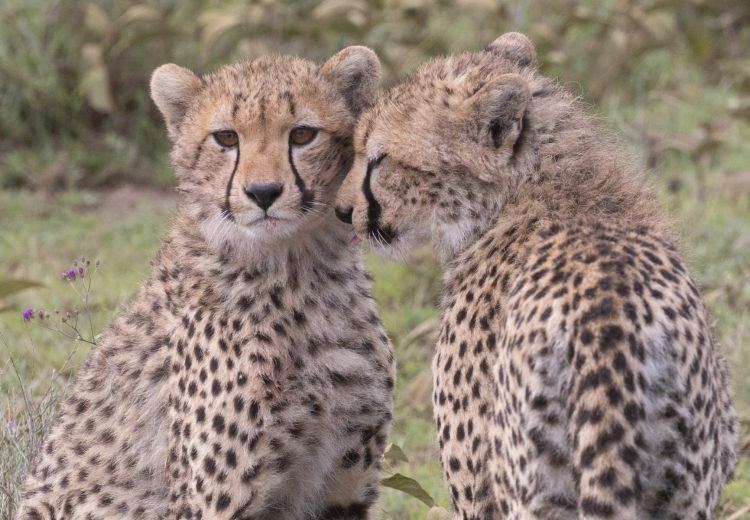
[506,72,667,238]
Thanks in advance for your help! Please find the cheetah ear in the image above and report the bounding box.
[486,32,537,70]
[150,64,203,140]
[466,74,530,151]
[320,46,381,116]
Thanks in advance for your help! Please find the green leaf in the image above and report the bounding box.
[426,506,451,520]
[0,279,45,299]
[383,443,409,465]
[381,473,436,508]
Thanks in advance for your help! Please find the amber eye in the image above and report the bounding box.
[213,130,239,147]
[290,127,318,146]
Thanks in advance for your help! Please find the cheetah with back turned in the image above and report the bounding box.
[336,33,737,519]
[17,48,394,520]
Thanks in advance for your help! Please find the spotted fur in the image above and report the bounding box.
[336,33,737,519]
[17,49,394,520]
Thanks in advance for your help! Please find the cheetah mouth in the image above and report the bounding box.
[241,214,295,230]
[367,225,396,245]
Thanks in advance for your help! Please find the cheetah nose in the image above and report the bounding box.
[244,182,283,211]
[335,206,353,224]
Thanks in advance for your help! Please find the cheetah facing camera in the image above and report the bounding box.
[336,33,738,519]
[17,48,394,520]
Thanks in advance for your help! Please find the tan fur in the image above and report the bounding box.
[17,48,394,520]
[336,33,737,520]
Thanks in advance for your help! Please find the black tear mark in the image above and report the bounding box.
[287,140,315,212]
[221,144,241,222]
[363,154,396,243]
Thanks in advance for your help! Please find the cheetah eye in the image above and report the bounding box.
[213,130,239,148]
[290,127,318,146]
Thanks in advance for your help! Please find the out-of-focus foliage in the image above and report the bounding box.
[1,0,749,188]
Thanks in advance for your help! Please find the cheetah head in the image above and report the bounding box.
[151,48,380,253]
[335,33,539,262]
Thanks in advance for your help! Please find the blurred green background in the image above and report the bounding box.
[1,0,749,518]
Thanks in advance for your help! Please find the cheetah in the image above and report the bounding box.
[335,33,737,519]
[17,48,395,520]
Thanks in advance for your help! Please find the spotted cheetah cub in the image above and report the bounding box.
[17,48,394,520]
[336,33,737,519]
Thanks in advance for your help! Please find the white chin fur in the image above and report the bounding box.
[432,217,480,263]
[368,226,423,261]
[199,210,304,264]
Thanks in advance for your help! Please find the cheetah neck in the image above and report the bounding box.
[441,207,532,293]
[439,83,667,273]
[432,189,504,266]
[505,79,666,234]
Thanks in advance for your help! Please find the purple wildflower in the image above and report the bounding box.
[78,266,85,278]
[22,307,34,321]
[38,309,45,319]
[66,268,77,280]
[6,418,15,431]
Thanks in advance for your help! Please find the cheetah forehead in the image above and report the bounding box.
[359,51,535,149]
[195,55,347,123]
[203,56,314,91]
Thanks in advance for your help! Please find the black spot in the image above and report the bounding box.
[225,450,237,468]
[599,325,624,351]
[580,446,596,467]
[619,445,639,467]
[343,450,361,468]
[203,456,216,475]
[216,493,231,511]
[213,415,225,433]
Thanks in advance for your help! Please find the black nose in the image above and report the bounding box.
[335,206,353,224]
[244,182,283,211]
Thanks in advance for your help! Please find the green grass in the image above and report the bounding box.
[0,189,171,388]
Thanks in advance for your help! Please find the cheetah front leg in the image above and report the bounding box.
[565,309,651,520]
[567,317,714,519]
[490,342,578,520]
[316,418,391,519]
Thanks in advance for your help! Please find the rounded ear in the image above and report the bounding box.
[465,74,530,150]
[485,32,537,69]
[150,64,202,139]
[320,46,381,116]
